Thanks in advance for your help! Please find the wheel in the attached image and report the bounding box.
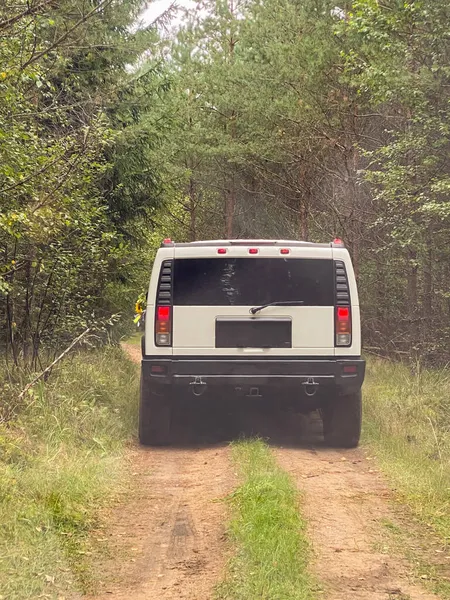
[139,377,171,446]
[322,390,362,448]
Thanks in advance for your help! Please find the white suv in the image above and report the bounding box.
[140,239,365,447]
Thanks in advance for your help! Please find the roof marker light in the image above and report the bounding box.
[163,238,172,244]
[248,248,258,254]
[280,248,290,255]
[333,238,343,245]
[217,248,227,254]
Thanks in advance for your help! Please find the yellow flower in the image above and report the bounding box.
[0,72,7,79]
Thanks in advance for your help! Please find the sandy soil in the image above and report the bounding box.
[85,344,234,600]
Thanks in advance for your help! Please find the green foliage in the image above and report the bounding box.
[339,0,450,359]
[0,346,139,599]
[0,0,167,365]
[2,0,449,363]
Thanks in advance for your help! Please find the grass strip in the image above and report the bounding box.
[216,438,316,600]
[0,345,139,599]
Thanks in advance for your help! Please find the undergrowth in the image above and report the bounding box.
[0,346,138,599]
[364,359,450,545]
[216,438,316,600]
[364,358,450,597]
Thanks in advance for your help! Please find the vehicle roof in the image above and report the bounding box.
[161,238,345,248]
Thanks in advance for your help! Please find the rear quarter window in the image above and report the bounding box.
[173,258,334,306]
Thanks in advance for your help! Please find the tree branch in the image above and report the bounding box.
[0,0,54,32]
[21,0,114,70]
[18,327,91,400]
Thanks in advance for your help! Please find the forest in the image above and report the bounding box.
[1,0,449,369]
[1,3,450,599]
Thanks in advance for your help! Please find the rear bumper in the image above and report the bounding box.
[141,356,365,394]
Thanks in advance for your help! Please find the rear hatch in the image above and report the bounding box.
[172,244,335,356]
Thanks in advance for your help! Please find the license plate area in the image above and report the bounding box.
[215,318,292,349]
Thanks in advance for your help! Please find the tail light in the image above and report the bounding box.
[334,260,351,346]
[155,260,173,346]
[156,305,171,346]
[336,306,351,346]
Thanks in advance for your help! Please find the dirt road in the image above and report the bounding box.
[89,444,232,600]
[88,344,235,600]
[274,414,440,600]
[88,344,439,600]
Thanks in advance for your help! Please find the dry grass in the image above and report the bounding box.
[364,358,450,596]
[364,358,450,543]
[0,346,139,599]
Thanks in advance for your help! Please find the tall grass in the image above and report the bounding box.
[364,358,450,544]
[216,438,315,600]
[0,346,138,599]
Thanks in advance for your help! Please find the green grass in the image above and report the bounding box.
[216,438,316,600]
[0,346,139,599]
[364,359,450,543]
[125,331,142,346]
[363,358,450,596]
[377,518,450,599]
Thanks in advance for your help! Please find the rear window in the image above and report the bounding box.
[173,258,334,306]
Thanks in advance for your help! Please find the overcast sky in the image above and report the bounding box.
[140,0,194,26]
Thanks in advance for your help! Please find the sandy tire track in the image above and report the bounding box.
[274,413,439,600]
[84,343,234,600]
[87,444,232,600]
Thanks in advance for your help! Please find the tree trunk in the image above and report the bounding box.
[188,176,197,242]
[5,242,19,366]
[408,249,418,344]
[422,238,433,349]
[225,179,236,238]
[298,196,309,241]
[423,241,432,317]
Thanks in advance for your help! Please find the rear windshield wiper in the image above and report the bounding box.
[250,301,305,315]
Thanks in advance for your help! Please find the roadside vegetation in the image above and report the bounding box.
[364,359,450,594]
[0,347,138,599]
[364,359,450,544]
[216,438,315,600]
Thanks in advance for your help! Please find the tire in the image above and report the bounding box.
[139,377,171,446]
[322,390,362,448]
